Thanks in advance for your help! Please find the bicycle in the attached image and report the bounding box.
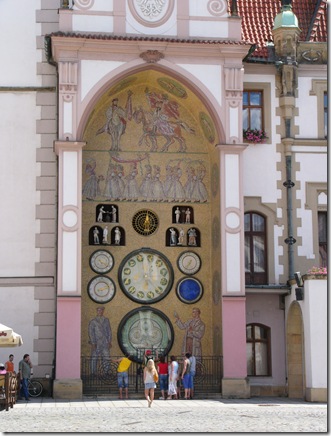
[27,378,43,397]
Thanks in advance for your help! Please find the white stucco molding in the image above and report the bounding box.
[54,140,86,296]
[217,143,247,295]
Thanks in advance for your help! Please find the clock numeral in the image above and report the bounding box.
[128,286,136,294]
[124,278,131,285]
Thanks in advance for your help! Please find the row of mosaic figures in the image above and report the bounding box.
[95,204,194,224]
[88,225,200,247]
[83,160,208,203]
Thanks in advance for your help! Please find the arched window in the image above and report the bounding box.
[246,323,271,376]
[244,212,268,285]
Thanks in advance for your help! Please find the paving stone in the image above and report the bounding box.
[0,397,327,433]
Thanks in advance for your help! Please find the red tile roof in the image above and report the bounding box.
[230,0,327,60]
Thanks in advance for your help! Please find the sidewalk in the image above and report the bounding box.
[0,396,327,433]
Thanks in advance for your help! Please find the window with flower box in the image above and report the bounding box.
[243,85,270,144]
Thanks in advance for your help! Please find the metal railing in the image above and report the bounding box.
[81,356,223,396]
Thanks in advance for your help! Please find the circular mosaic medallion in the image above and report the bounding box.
[177,251,201,275]
[118,248,174,303]
[132,209,159,236]
[117,306,174,363]
[176,277,203,304]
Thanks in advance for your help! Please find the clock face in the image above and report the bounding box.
[89,250,114,274]
[177,251,201,275]
[118,248,174,303]
[176,277,203,304]
[132,209,159,236]
[117,306,174,363]
[87,276,116,303]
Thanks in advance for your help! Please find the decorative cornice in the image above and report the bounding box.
[139,50,164,63]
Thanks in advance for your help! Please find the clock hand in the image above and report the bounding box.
[97,259,107,266]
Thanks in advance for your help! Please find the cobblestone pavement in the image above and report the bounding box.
[0,396,327,433]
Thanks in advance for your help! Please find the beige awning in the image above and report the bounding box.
[0,323,23,347]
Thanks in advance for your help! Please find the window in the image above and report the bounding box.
[243,91,264,130]
[310,80,327,139]
[324,92,327,138]
[318,211,327,267]
[246,323,271,376]
[245,212,268,285]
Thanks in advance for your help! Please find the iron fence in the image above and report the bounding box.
[81,356,223,396]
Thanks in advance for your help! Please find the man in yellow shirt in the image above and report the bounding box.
[112,354,133,399]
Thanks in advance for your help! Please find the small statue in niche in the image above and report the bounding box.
[97,205,106,222]
[178,227,185,246]
[111,205,117,223]
[169,228,177,246]
[185,208,191,224]
[93,227,100,245]
[187,228,197,246]
[102,226,109,244]
[175,206,181,223]
[114,227,121,245]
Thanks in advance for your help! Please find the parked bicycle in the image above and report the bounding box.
[28,378,43,397]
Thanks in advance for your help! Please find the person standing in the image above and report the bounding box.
[112,354,132,399]
[188,352,196,399]
[19,354,33,401]
[5,354,14,373]
[157,355,168,400]
[144,359,158,408]
[181,353,191,399]
[167,355,179,400]
[88,306,112,375]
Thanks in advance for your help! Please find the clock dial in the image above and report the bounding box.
[118,248,174,303]
[89,250,114,274]
[87,276,116,303]
[176,277,203,304]
[117,306,174,363]
[177,251,201,275]
[132,209,159,236]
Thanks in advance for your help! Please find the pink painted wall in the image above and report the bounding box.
[55,297,81,379]
[222,297,247,378]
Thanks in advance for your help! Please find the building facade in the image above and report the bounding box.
[0,0,327,401]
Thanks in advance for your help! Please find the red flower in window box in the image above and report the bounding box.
[243,129,268,144]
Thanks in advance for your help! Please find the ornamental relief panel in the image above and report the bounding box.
[128,0,175,26]
[207,0,228,17]
[73,0,95,10]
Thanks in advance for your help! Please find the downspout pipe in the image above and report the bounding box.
[283,153,296,281]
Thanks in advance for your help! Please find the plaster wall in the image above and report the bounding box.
[179,64,222,105]
[295,77,318,138]
[242,144,280,203]
[81,61,125,102]
[286,279,327,390]
[0,93,41,275]
[0,288,38,372]
[295,152,327,259]
[0,1,42,86]
[73,15,114,33]
[246,294,286,387]
[301,280,327,388]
